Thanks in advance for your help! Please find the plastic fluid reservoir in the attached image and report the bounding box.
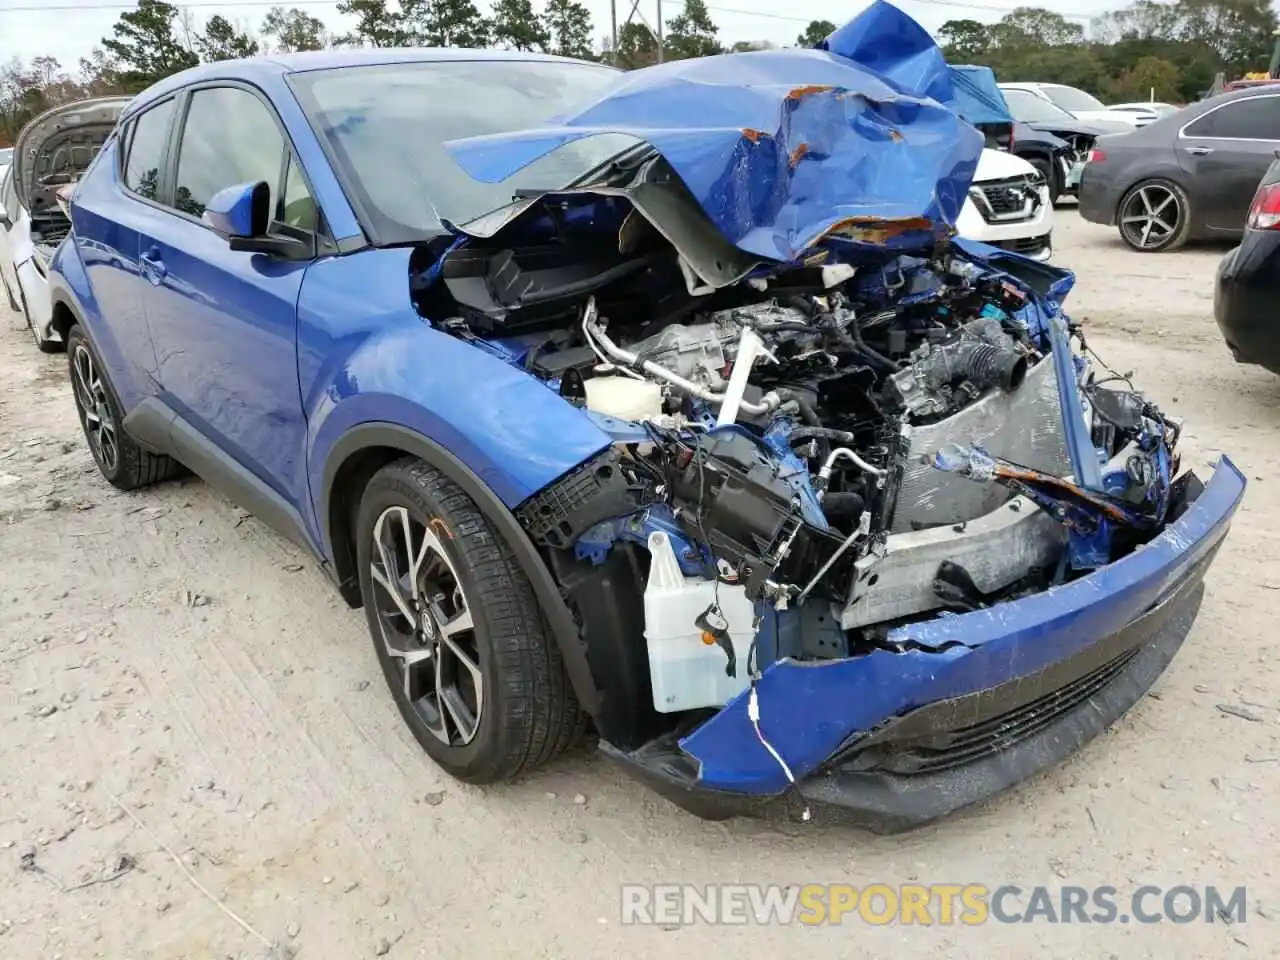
[584,376,663,421]
[643,531,757,713]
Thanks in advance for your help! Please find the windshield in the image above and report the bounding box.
[1043,84,1106,113]
[289,59,634,244]
[1003,89,1077,123]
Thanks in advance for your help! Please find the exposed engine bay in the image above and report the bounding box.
[410,153,1183,721]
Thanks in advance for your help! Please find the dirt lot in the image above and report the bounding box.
[1,210,1278,959]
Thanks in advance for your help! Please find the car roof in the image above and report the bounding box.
[122,48,597,120]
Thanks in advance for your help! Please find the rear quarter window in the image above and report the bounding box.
[1185,96,1280,140]
[122,99,176,202]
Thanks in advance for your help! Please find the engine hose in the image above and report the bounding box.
[779,295,815,317]
[930,339,1028,393]
[821,491,865,529]
[788,426,857,445]
[773,388,821,427]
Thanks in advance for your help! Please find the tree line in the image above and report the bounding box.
[941,0,1278,104]
[2,0,1277,148]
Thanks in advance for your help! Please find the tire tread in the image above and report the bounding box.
[363,457,584,782]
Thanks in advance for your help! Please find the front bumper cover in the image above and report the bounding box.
[602,457,1245,831]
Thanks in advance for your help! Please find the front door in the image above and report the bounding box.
[1178,93,1280,232]
[138,83,322,508]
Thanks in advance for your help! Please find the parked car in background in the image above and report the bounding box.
[949,65,1055,254]
[1223,78,1280,93]
[1108,102,1180,123]
[999,82,1143,127]
[956,148,1054,259]
[0,97,129,350]
[1215,155,1280,372]
[0,146,12,169]
[1000,87,1130,200]
[1078,88,1280,251]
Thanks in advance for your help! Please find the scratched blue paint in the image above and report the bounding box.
[443,1,984,264]
[680,457,1245,794]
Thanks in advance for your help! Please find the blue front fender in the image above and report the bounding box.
[679,457,1246,794]
[299,248,612,525]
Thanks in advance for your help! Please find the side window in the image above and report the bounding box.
[1186,97,1280,140]
[278,155,318,232]
[174,87,286,219]
[123,99,175,201]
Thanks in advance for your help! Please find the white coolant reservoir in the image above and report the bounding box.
[643,531,757,713]
[584,376,663,421]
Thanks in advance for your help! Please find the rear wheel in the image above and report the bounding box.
[355,458,584,783]
[1117,179,1192,252]
[66,326,182,489]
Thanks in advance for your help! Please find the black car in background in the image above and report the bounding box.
[1215,156,1280,373]
[1000,87,1131,200]
[1079,88,1280,251]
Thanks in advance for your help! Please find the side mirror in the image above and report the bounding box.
[203,180,268,239]
[202,180,312,259]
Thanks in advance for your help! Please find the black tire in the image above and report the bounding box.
[1116,178,1192,253]
[356,457,584,783]
[66,325,182,490]
[1029,156,1060,206]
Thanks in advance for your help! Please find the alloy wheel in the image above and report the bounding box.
[1119,183,1182,250]
[71,344,119,474]
[369,505,483,746]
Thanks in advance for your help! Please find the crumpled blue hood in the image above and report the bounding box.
[443,1,983,265]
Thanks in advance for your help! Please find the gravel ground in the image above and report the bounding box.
[1,210,1278,959]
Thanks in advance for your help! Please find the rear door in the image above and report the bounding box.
[137,82,322,509]
[64,95,178,403]
[0,168,20,299]
[1178,94,1280,231]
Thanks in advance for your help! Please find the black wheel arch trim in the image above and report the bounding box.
[321,422,602,718]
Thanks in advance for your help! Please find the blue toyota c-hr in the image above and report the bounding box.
[50,6,1243,831]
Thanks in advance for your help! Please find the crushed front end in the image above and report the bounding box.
[412,2,1244,829]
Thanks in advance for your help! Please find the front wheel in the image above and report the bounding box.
[1117,179,1192,252]
[355,457,584,783]
[1029,157,1060,206]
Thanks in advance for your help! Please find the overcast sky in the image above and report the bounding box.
[0,0,1111,73]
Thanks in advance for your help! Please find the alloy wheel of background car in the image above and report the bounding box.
[355,457,583,784]
[1118,180,1191,252]
[369,503,484,747]
[65,326,183,490]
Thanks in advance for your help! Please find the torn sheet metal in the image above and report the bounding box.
[443,1,983,264]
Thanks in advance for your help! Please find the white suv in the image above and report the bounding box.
[957,148,1054,261]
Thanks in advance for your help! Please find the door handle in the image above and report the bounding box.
[1183,145,1214,156]
[140,248,167,284]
